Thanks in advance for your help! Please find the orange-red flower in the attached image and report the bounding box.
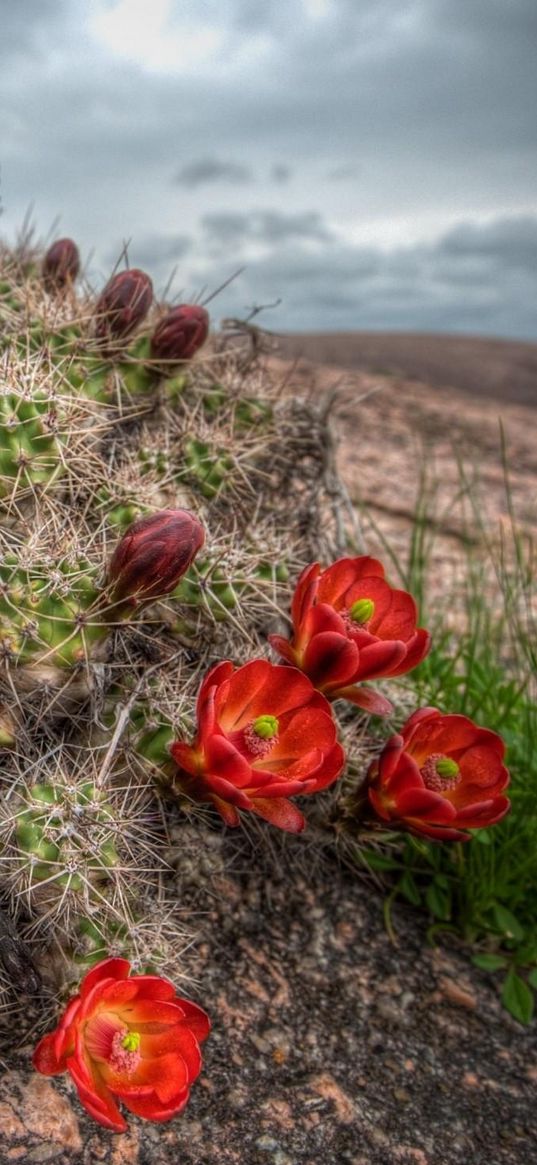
[33,958,210,1133]
[368,707,511,840]
[270,557,430,715]
[171,659,345,833]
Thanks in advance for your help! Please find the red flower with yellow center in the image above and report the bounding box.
[170,659,345,833]
[270,556,430,715]
[367,707,511,840]
[32,958,210,1134]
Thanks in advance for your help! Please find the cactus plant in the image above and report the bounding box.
[0,230,362,1047]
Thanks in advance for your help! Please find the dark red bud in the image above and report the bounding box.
[150,304,209,367]
[42,238,80,289]
[95,269,153,342]
[107,509,205,605]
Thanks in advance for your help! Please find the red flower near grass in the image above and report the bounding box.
[270,557,430,715]
[367,707,510,840]
[33,958,210,1133]
[171,659,345,833]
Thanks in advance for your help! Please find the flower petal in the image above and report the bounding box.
[205,735,253,788]
[211,796,241,827]
[251,797,306,833]
[353,639,407,680]
[80,958,131,1000]
[268,634,298,665]
[396,787,457,822]
[291,562,320,626]
[67,1054,126,1133]
[303,632,359,688]
[335,685,394,716]
[386,628,431,676]
[317,556,385,608]
[121,1087,190,1123]
[33,1033,65,1076]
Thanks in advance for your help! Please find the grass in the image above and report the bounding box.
[360,435,537,1023]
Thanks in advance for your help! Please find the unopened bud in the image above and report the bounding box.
[150,304,209,370]
[42,238,80,290]
[107,509,205,606]
[94,269,153,343]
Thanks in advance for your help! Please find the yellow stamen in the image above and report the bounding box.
[349,598,375,624]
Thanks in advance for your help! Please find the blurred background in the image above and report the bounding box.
[1,0,536,337]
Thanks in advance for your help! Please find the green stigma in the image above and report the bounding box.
[121,1031,141,1053]
[252,714,279,740]
[435,757,459,779]
[349,598,375,624]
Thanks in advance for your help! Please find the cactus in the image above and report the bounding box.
[0,231,357,1037]
[0,551,103,669]
[0,384,66,501]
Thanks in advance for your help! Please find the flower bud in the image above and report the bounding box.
[94,269,153,342]
[107,509,205,606]
[150,304,209,369]
[42,238,80,290]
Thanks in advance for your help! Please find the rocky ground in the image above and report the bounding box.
[1,832,536,1164]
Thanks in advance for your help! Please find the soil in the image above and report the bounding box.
[1,834,536,1164]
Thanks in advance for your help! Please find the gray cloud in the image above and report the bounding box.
[0,2,536,336]
[201,210,335,250]
[271,164,292,184]
[184,213,537,338]
[174,158,253,188]
[0,0,68,61]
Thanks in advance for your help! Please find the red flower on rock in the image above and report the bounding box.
[368,707,510,840]
[269,557,430,715]
[171,659,345,833]
[107,509,205,607]
[33,958,210,1133]
[150,305,209,367]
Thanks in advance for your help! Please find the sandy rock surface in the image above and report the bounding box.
[268,354,537,618]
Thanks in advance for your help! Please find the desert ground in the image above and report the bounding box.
[2,333,536,1164]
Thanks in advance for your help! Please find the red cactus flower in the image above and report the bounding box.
[42,238,80,289]
[107,509,205,607]
[150,304,209,367]
[367,707,510,840]
[32,957,210,1133]
[95,268,153,342]
[269,557,430,715]
[171,658,345,833]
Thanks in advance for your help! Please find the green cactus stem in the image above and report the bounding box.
[0,387,67,501]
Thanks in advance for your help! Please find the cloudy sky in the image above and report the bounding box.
[1,0,536,337]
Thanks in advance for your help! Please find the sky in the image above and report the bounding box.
[1,0,536,338]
